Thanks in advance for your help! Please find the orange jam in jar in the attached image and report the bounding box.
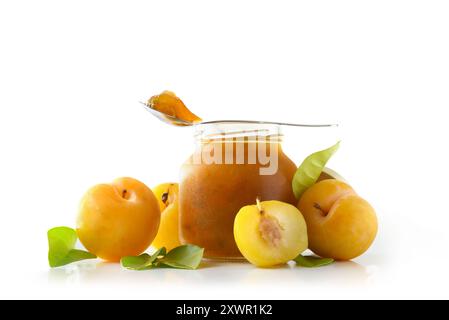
[179,122,297,259]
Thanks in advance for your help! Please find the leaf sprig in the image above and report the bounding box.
[121,245,204,270]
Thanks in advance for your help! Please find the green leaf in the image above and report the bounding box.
[121,245,203,271]
[294,255,334,268]
[159,245,204,270]
[292,141,340,200]
[121,253,153,270]
[48,226,96,267]
[121,247,168,270]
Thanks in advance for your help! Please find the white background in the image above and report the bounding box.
[1,0,448,300]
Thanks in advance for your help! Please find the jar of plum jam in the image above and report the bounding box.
[179,121,298,259]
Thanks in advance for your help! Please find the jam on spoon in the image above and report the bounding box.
[147,91,202,126]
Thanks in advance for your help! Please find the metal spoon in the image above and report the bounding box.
[140,101,338,128]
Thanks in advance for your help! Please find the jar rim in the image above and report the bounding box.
[195,120,338,128]
[194,121,284,143]
[193,120,338,143]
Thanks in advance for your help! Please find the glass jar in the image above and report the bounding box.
[179,121,298,260]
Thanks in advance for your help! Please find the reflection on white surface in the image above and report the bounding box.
[47,259,378,289]
[42,223,389,299]
[242,261,373,286]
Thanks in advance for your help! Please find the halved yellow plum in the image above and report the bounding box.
[234,200,308,267]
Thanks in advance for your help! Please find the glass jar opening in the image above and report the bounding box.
[193,121,283,144]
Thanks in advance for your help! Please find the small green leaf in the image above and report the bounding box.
[121,253,154,270]
[48,226,96,268]
[121,245,203,271]
[159,245,204,270]
[292,141,340,200]
[294,255,334,268]
[121,247,168,270]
